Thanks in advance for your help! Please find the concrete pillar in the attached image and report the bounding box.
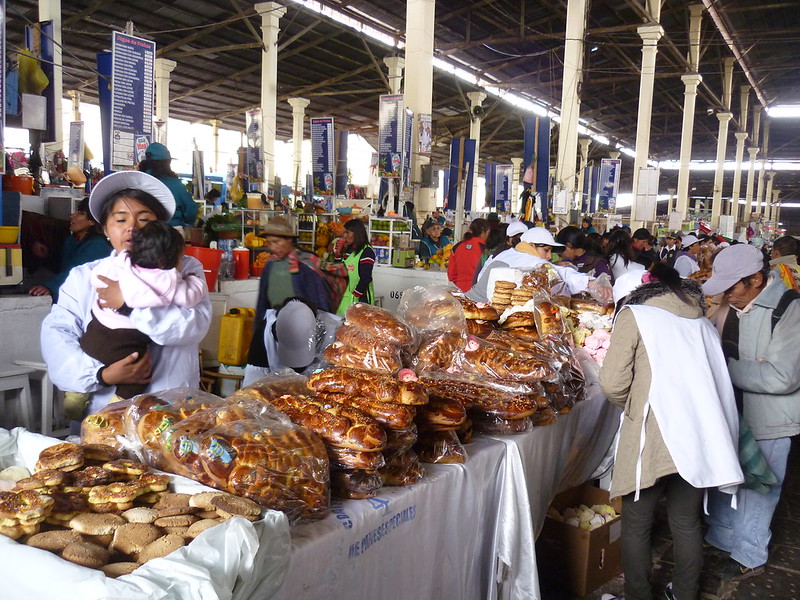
[675,73,702,218]
[383,57,405,95]
[764,171,776,221]
[739,85,751,138]
[631,24,664,223]
[576,139,591,211]
[609,151,620,160]
[255,2,286,188]
[773,191,782,226]
[667,187,676,215]
[68,90,81,121]
[467,91,487,211]
[288,97,310,199]
[755,120,770,213]
[404,0,436,214]
[729,132,748,218]
[711,111,732,229]
[555,0,587,206]
[743,146,759,224]
[39,0,63,153]
[154,58,177,145]
[510,157,523,214]
[210,120,220,173]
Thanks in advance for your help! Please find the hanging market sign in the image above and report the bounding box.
[311,116,335,196]
[378,94,404,178]
[110,31,154,170]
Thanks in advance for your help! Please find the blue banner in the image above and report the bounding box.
[494,164,513,212]
[336,130,348,196]
[403,107,413,189]
[96,52,113,174]
[446,138,476,212]
[311,116,334,196]
[597,158,621,212]
[111,32,154,170]
[378,94,403,178]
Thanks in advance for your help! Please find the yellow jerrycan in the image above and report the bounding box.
[217,307,255,365]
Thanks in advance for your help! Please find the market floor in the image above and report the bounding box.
[540,438,800,600]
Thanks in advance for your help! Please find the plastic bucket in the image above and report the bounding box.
[232,248,250,280]
[185,246,224,291]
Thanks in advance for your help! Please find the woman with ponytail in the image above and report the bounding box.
[599,261,743,600]
[447,218,490,292]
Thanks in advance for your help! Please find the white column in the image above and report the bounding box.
[755,119,770,214]
[467,91,487,210]
[255,2,287,188]
[667,187,676,215]
[510,157,523,214]
[675,73,702,218]
[631,25,664,223]
[210,120,220,173]
[710,111,732,229]
[555,0,587,205]
[288,97,310,200]
[764,171,776,221]
[743,146,759,224]
[729,132,748,218]
[404,0,436,214]
[68,90,81,121]
[383,57,405,95]
[576,138,591,211]
[773,190,782,226]
[39,0,63,153]
[154,58,177,144]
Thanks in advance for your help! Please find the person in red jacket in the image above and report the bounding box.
[447,218,490,292]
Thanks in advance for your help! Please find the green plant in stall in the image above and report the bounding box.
[201,212,241,242]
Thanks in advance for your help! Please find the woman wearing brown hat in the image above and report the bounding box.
[246,216,332,370]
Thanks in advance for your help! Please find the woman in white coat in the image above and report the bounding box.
[41,171,212,427]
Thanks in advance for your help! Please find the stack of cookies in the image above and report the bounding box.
[491,280,516,312]
[510,287,534,307]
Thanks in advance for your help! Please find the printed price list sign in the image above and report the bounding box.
[311,117,335,195]
[111,32,154,169]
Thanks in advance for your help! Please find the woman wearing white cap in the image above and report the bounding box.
[41,171,212,426]
[467,226,602,302]
[673,234,701,277]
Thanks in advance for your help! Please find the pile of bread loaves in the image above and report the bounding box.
[0,441,261,577]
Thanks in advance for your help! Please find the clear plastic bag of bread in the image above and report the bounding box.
[323,340,404,374]
[397,285,467,336]
[415,429,467,464]
[530,292,567,336]
[230,372,311,403]
[122,388,229,468]
[450,334,561,382]
[344,302,417,349]
[380,448,424,486]
[520,264,553,294]
[412,331,465,372]
[470,410,535,435]
[80,398,136,451]
[330,469,383,499]
[418,370,549,418]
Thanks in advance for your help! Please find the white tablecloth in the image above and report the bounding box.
[271,353,620,600]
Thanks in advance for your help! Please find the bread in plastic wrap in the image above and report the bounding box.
[384,424,418,454]
[80,399,135,451]
[323,341,403,374]
[415,396,467,430]
[99,389,331,522]
[470,411,535,435]
[412,332,465,372]
[307,366,429,406]
[326,446,386,471]
[314,391,416,429]
[415,429,467,464]
[379,448,424,486]
[330,469,383,499]
[335,323,402,357]
[452,335,559,382]
[344,303,416,347]
[397,286,466,335]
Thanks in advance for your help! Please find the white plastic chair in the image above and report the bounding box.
[13,360,69,437]
[0,362,34,430]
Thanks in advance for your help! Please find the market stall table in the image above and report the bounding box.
[270,356,620,600]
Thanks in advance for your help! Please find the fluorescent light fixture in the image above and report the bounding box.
[766,105,800,118]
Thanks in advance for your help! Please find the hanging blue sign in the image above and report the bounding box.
[378,94,403,178]
[111,31,154,170]
[597,158,621,211]
[446,138,476,212]
[403,107,413,189]
[494,164,513,212]
[311,116,335,196]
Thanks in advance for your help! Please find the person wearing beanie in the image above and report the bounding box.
[581,215,597,234]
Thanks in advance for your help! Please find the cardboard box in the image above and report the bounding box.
[536,483,623,596]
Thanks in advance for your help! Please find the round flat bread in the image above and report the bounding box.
[61,540,109,569]
[69,512,126,535]
[101,561,139,578]
[137,534,186,563]
[25,529,83,552]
